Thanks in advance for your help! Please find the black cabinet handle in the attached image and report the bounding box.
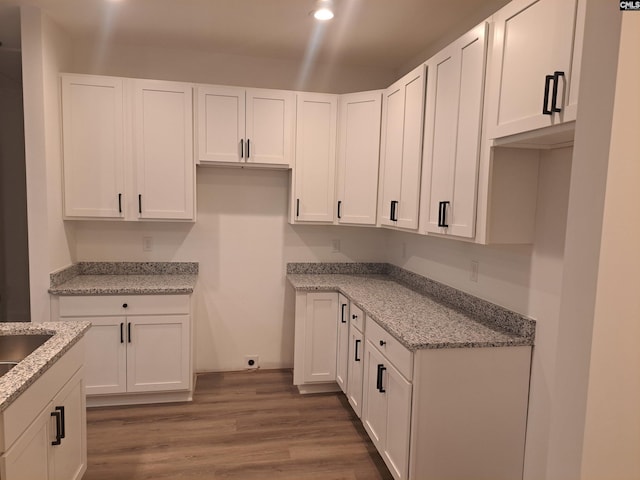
[296,199,300,217]
[551,71,565,113]
[247,139,250,158]
[543,74,554,115]
[379,340,386,347]
[128,322,132,343]
[118,193,122,213]
[376,364,386,393]
[352,314,358,320]
[354,339,361,362]
[438,201,450,228]
[120,322,124,343]
[341,303,347,323]
[56,406,66,439]
[138,194,142,214]
[51,410,62,446]
[337,200,342,219]
[240,139,244,158]
[122,303,128,308]
[390,200,398,221]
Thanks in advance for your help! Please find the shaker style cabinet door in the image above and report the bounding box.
[346,323,364,418]
[302,292,339,383]
[133,80,194,220]
[336,91,382,225]
[82,317,127,395]
[246,89,295,166]
[485,0,579,138]
[293,93,337,223]
[421,22,487,239]
[61,75,125,219]
[336,295,350,394]
[378,64,426,230]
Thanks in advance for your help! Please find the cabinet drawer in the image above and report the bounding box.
[366,319,413,381]
[59,295,190,317]
[350,304,365,332]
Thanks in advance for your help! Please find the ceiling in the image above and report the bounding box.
[1,0,510,71]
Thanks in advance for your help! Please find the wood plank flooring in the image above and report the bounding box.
[84,369,393,480]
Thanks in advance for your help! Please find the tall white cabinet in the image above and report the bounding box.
[336,91,383,226]
[420,23,488,239]
[196,85,294,167]
[378,64,426,230]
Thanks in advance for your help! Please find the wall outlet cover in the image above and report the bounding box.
[244,355,259,369]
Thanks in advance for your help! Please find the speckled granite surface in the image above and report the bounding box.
[49,262,198,295]
[287,270,535,351]
[287,263,388,275]
[0,322,90,412]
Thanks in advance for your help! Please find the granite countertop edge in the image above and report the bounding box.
[287,274,533,352]
[0,321,91,412]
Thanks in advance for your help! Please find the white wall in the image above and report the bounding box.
[74,167,388,371]
[71,41,398,94]
[580,13,640,480]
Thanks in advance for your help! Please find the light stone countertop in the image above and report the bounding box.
[0,322,91,412]
[287,273,532,351]
[48,274,198,296]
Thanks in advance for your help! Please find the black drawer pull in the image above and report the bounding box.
[542,74,554,115]
[247,139,250,158]
[122,303,128,308]
[118,193,122,213]
[438,201,450,228]
[551,71,565,113]
[379,340,386,347]
[337,200,342,219]
[390,200,398,222]
[354,339,361,362]
[341,303,347,323]
[376,364,386,393]
[51,410,62,446]
[120,322,124,343]
[128,322,132,343]
[240,139,244,158]
[138,194,142,214]
[352,314,358,320]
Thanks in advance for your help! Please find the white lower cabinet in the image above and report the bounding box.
[0,340,87,480]
[346,304,365,417]
[54,294,193,406]
[335,295,350,394]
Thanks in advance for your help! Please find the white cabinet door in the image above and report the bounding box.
[382,361,412,480]
[133,80,194,220]
[196,85,245,163]
[49,369,86,480]
[246,89,294,166]
[293,93,337,223]
[421,22,487,239]
[335,295,350,394]
[82,317,127,395]
[362,341,387,451]
[0,405,51,480]
[336,91,382,225]
[61,75,125,219]
[379,65,426,229]
[346,324,364,418]
[486,0,579,138]
[126,315,191,393]
[302,292,338,383]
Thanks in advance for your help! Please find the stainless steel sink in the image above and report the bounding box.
[0,334,53,375]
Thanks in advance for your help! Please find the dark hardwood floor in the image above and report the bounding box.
[84,369,393,480]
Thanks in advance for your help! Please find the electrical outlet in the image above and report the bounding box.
[470,260,479,283]
[244,355,259,370]
[143,236,153,252]
[331,239,341,253]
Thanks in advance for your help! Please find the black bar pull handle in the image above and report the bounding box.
[128,322,132,343]
[376,364,386,393]
[247,139,250,159]
[551,71,565,113]
[341,303,347,323]
[438,201,450,228]
[390,200,398,221]
[120,322,124,343]
[118,193,122,213]
[240,139,244,158]
[337,200,342,219]
[56,406,66,439]
[138,194,142,214]
[354,339,361,362]
[542,74,554,115]
[51,410,62,446]
[296,199,300,217]
[379,366,386,393]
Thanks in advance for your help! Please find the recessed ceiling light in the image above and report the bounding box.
[313,0,334,21]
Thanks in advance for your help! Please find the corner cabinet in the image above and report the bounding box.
[0,340,87,480]
[291,93,338,223]
[336,91,383,226]
[485,0,582,139]
[378,64,426,230]
[420,22,488,239]
[54,294,193,407]
[60,74,195,221]
[196,85,294,167]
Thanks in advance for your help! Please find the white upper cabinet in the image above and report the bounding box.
[61,74,195,221]
[133,80,194,220]
[378,64,426,230]
[421,22,488,239]
[336,91,383,226]
[292,93,338,223]
[61,75,125,219]
[485,0,580,139]
[196,85,294,167]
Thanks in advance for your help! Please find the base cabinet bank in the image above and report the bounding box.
[293,290,532,480]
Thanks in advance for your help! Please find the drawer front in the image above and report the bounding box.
[350,303,365,332]
[59,294,190,317]
[366,319,413,381]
